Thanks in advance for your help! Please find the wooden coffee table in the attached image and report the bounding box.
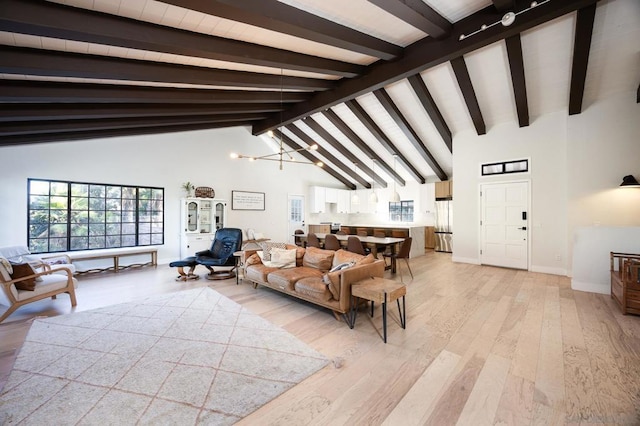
[350,277,406,343]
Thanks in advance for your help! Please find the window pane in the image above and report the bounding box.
[122,223,136,234]
[139,234,151,245]
[50,238,67,252]
[89,224,105,236]
[139,188,151,199]
[89,198,105,210]
[30,195,50,210]
[122,211,136,222]
[29,239,48,253]
[107,186,121,198]
[106,236,121,248]
[90,185,105,198]
[122,235,136,246]
[51,182,68,196]
[71,197,88,210]
[151,189,163,200]
[50,196,68,209]
[70,237,88,250]
[106,199,121,210]
[89,211,105,223]
[50,224,67,238]
[71,184,88,197]
[106,223,121,235]
[30,180,50,195]
[89,236,105,249]
[70,211,89,223]
[30,210,49,224]
[122,187,136,198]
[151,234,163,244]
[71,224,88,237]
[29,225,48,239]
[50,210,67,223]
[139,223,151,233]
[106,211,121,222]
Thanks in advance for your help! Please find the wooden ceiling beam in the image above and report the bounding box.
[0,46,334,92]
[0,113,266,137]
[0,103,283,122]
[303,116,387,188]
[568,4,596,115]
[321,109,402,186]
[407,74,452,152]
[366,0,451,39]
[0,0,362,78]
[162,0,402,60]
[0,81,310,104]
[374,88,447,181]
[273,130,355,190]
[252,0,599,133]
[450,56,486,135]
[0,122,250,146]
[344,99,424,184]
[492,0,515,12]
[505,35,529,127]
[285,124,371,188]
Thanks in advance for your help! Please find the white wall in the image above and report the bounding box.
[0,126,338,264]
[452,92,640,278]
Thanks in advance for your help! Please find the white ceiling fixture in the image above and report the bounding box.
[458,1,551,41]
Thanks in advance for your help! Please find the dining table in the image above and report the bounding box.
[295,233,405,272]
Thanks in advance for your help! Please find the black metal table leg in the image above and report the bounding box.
[383,292,387,343]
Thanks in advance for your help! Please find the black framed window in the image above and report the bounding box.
[389,200,414,222]
[28,179,164,254]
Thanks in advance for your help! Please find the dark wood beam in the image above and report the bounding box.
[0,113,266,137]
[253,0,599,133]
[568,4,596,115]
[302,116,387,187]
[373,89,447,181]
[0,46,334,92]
[0,122,251,146]
[321,109,402,186]
[0,0,362,78]
[0,80,310,104]
[273,130,355,189]
[366,0,451,39]
[450,56,486,135]
[162,0,402,60]
[492,0,515,12]
[505,35,529,127]
[286,124,371,188]
[345,99,424,184]
[407,74,452,152]
[0,103,282,122]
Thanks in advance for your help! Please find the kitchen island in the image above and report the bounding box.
[337,224,425,258]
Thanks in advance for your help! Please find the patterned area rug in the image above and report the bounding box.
[0,287,327,425]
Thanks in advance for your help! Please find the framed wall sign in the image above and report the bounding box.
[232,190,265,210]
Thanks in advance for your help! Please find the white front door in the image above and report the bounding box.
[287,195,305,245]
[480,181,529,269]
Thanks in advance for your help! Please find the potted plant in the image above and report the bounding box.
[182,182,194,197]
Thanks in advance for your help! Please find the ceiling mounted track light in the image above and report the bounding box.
[458,1,549,41]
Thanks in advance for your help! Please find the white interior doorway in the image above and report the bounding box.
[287,194,305,245]
[480,181,529,270]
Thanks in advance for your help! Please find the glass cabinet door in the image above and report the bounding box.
[187,201,198,232]
[215,202,225,230]
[200,200,212,233]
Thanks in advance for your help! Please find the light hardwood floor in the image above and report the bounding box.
[1,251,639,425]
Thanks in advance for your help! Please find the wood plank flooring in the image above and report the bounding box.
[1,251,639,425]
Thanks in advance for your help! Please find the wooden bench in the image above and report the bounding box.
[67,247,158,274]
[610,252,640,315]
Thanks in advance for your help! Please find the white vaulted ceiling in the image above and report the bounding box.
[0,0,638,189]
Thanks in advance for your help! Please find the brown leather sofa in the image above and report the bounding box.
[242,245,384,325]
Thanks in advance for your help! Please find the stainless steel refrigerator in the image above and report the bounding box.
[435,199,453,252]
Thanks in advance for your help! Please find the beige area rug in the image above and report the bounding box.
[0,287,328,425]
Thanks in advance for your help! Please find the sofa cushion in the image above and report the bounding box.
[302,247,335,272]
[268,267,323,291]
[332,249,365,268]
[295,277,332,302]
[245,263,280,283]
[10,263,38,291]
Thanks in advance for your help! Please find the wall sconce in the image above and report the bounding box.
[620,175,640,187]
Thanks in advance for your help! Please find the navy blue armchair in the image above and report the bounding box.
[195,228,243,280]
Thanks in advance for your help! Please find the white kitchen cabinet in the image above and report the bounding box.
[336,189,351,213]
[324,187,338,203]
[309,186,326,213]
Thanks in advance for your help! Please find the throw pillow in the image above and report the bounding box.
[257,248,296,268]
[10,263,38,291]
[332,249,365,268]
[258,242,287,261]
[0,256,12,282]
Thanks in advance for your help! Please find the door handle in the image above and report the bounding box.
[519,227,527,230]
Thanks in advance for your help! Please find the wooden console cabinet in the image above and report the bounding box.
[610,252,640,315]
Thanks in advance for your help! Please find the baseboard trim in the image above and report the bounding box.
[571,279,610,295]
[530,265,567,276]
[452,256,480,265]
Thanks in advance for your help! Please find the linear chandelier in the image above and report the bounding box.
[230,132,323,170]
[458,0,550,41]
[229,68,323,170]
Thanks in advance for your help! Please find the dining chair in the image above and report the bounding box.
[307,232,322,248]
[373,230,389,258]
[336,230,347,235]
[294,229,304,247]
[346,236,365,255]
[384,237,413,282]
[323,234,341,251]
[356,228,368,237]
